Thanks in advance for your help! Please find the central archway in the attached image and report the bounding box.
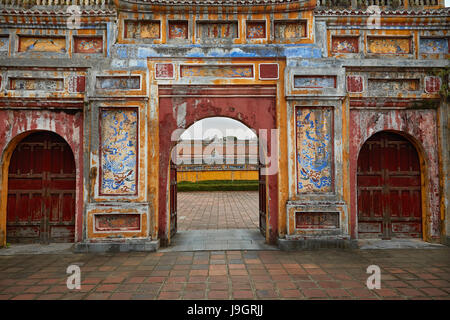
[158,85,278,246]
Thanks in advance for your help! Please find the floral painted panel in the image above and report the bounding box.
[274,20,306,39]
[100,109,138,195]
[367,37,411,54]
[331,36,359,53]
[96,76,140,90]
[296,107,333,193]
[169,21,188,39]
[181,65,253,78]
[420,38,449,54]
[246,22,266,39]
[125,20,160,39]
[74,37,103,53]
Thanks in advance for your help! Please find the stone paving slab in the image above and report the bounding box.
[0,248,449,300]
[177,191,258,230]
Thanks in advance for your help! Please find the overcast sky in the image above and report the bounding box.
[180,117,257,140]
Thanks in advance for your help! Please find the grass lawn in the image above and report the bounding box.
[177,179,259,192]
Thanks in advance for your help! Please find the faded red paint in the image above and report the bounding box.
[425,76,441,93]
[349,108,440,240]
[0,109,84,242]
[158,85,278,244]
[347,75,363,93]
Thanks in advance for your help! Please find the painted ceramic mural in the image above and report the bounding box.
[18,36,66,53]
[100,109,138,195]
[368,79,419,91]
[367,37,411,54]
[331,36,359,53]
[0,37,8,52]
[420,38,448,54]
[125,20,160,39]
[198,22,238,39]
[294,76,336,88]
[247,22,266,39]
[169,21,188,39]
[74,37,103,53]
[181,65,253,78]
[296,107,333,193]
[10,78,64,91]
[96,76,140,90]
[95,214,140,231]
[274,21,306,39]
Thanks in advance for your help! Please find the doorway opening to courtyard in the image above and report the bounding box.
[166,117,271,251]
[5,131,76,244]
[357,131,424,240]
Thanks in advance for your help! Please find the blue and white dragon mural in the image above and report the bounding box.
[296,108,332,193]
[100,109,137,195]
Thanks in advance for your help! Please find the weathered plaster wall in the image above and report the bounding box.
[0,109,84,246]
[349,109,441,241]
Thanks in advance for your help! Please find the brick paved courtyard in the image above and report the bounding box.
[0,248,449,300]
[177,191,259,230]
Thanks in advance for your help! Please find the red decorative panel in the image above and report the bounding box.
[155,63,174,79]
[425,76,441,93]
[69,76,86,93]
[332,36,359,53]
[295,212,339,229]
[357,132,422,239]
[246,21,266,39]
[74,36,103,54]
[95,214,140,232]
[169,21,188,40]
[347,75,363,93]
[259,64,279,80]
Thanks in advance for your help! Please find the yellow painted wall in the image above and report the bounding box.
[177,170,258,182]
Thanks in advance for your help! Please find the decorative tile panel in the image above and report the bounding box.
[9,78,64,91]
[74,36,103,54]
[96,76,140,90]
[169,21,188,40]
[294,76,336,88]
[181,65,253,78]
[125,20,160,39]
[296,107,333,193]
[347,75,364,93]
[425,76,441,93]
[100,109,138,195]
[368,79,419,91]
[274,20,306,39]
[246,21,266,39]
[0,36,9,52]
[197,21,238,39]
[295,212,339,229]
[18,36,66,53]
[419,38,449,54]
[155,63,174,79]
[331,36,359,53]
[95,214,140,231]
[367,37,412,54]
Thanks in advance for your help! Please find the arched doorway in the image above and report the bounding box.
[168,117,267,245]
[357,131,422,239]
[6,131,76,243]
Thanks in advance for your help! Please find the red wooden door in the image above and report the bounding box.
[7,132,76,243]
[357,132,422,239]
[259,165,267,237]
[169,161,177,240]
